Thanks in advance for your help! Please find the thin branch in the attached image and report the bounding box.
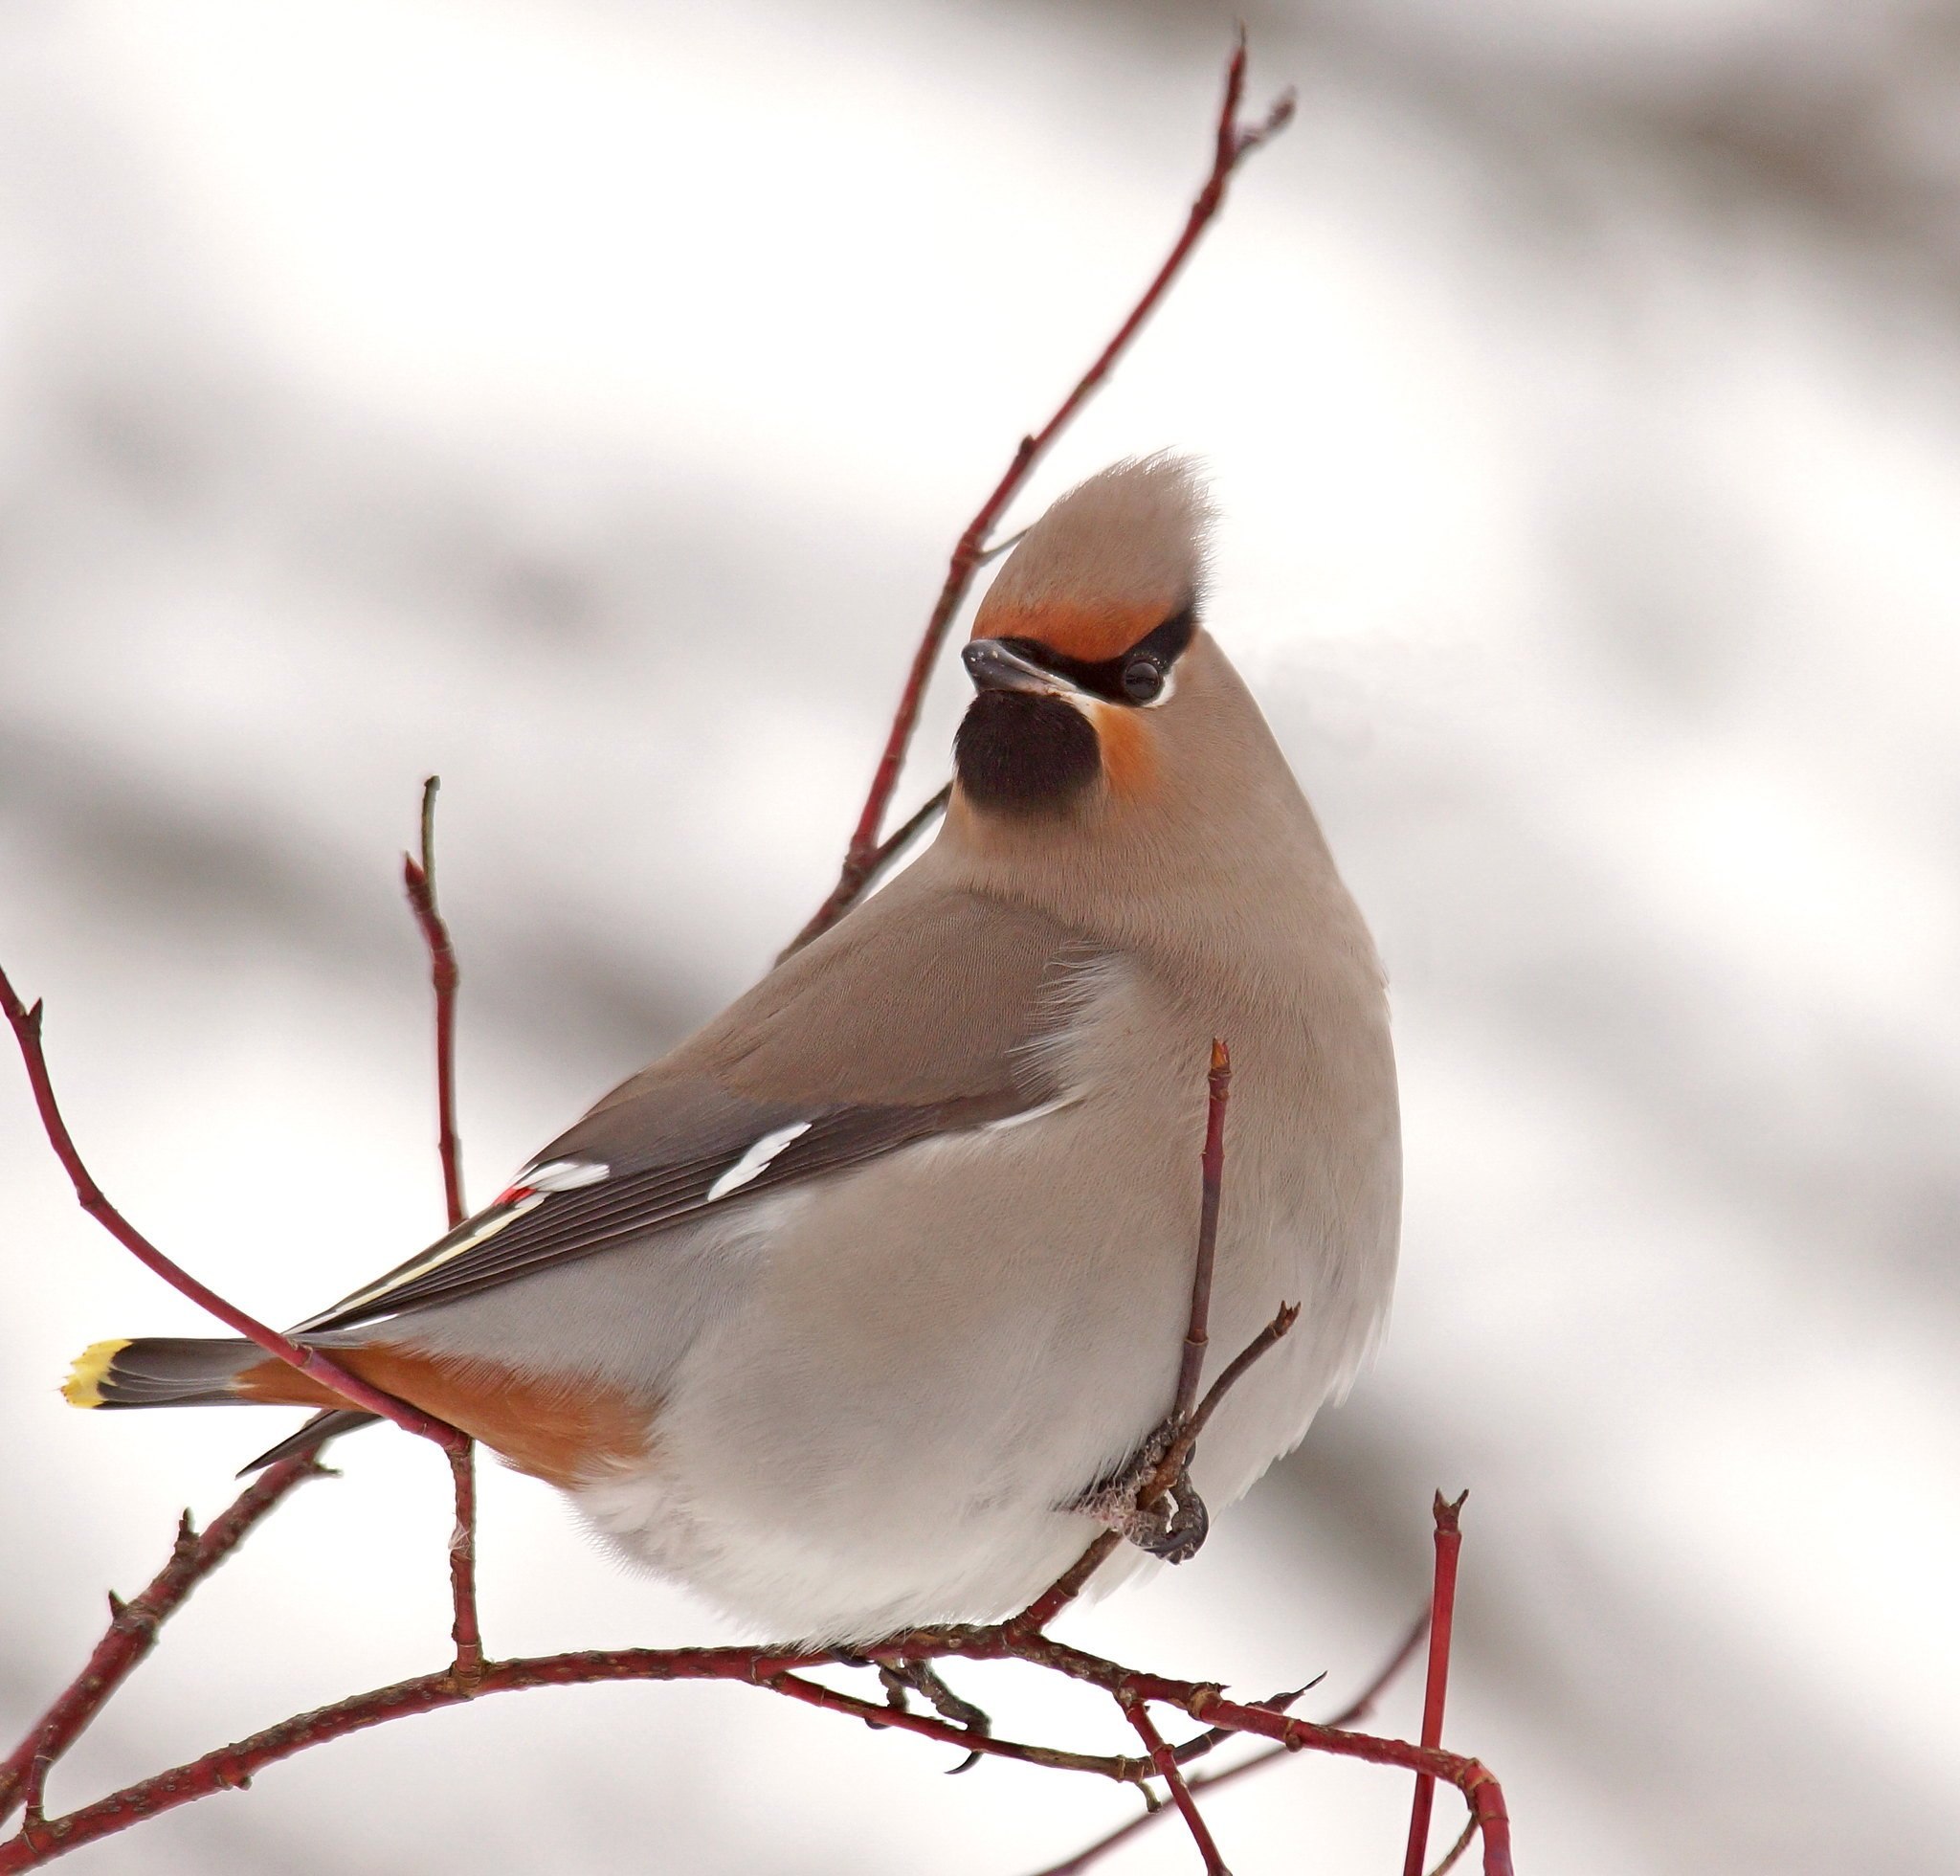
[0,966,460,1450]
[1026,1616,1429,1876]
[0,1643,1155,1871]
[443,1440,482,1690]
[1119,1693,1229,1874]
[1429,1812,1481,1876]
[858,784,952,904]
[1172,1675,1321,1768]
[0,1456,328,1825]
[398,776,482,1684]
[786,32,1296,954]
[765,1671,1147,1785]
[1172,1039,1232,1421]
[1013,1031,1297,1633]
[13,1765,46,1859]
[1013,1299,1298,1633]
[775,784,952,964]
[1401,1490,1469,1876]
[1022,1295,1303,1636]
[400,774,464,1231]
[1177,1611,1426,1767]
[0,1614,1513,1876]
[1183,1305,1301,1451]
[973,525,1030,568]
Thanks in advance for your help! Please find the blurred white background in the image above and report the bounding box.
[3,1,1957,1870]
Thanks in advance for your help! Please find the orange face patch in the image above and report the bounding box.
[237,1347,652,1488]
[971,601,1167,665]
[1086,700,1157,801]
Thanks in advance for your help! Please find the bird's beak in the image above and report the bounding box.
[962,639,1074,697]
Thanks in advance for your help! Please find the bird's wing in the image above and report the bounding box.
[297,880,1092,1333]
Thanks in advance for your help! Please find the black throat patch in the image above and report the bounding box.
[954,690,1100,815]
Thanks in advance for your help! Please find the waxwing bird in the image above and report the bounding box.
[63,456,1401,1646]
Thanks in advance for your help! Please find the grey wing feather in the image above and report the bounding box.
[296,1090,1027,1332]
[294,878,1091,1336]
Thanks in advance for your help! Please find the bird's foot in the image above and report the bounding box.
[1071,1427,1210,1564]
[877,1658,992,1774]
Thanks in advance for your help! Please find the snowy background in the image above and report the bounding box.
[3,2,1957,1871]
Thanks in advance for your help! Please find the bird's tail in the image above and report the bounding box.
[63,1336,264,1409]
[62,1336,380,1473]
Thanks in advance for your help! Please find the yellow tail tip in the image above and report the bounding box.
[63,1339,131,1408]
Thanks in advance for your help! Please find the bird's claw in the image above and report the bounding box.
[1071,1429,1211,1564]
[876,1658,991,1773]
[1129,1463,1210,1562]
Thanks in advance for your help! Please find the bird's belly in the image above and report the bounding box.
[563,1087,1395,1644]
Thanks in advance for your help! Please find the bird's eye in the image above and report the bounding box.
[1121,657,1164,704]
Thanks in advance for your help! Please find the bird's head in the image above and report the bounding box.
[953,455,1220,824]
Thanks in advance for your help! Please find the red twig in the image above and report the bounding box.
[1183,1307,1302,1449]
[966,1632,1511,1876]
[786,34,1295,954]
[1028,1616,1430,1876]
[1172,1040,1232,1420]
[0,1456,327,1826]
[0,1614,1517,1876]
[399,776,482,1685]
[1122,1694,1230,1873]
[1014,1303,1298,1635]
[0,1643,1158,1871]
[1169,1674,1325,1768]
[444,1440,482,1689]
[1014,1033,1295,1637]
[775,784,953,964]
[1402,1491,1469,1876]
[399,775,464,1232]
[0,966,458,1451]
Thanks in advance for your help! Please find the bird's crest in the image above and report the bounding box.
[974,455,1212,662]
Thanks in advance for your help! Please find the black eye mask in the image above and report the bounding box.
[995,604,1196,707]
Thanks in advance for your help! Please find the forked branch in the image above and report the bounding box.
[1028,1617,1430,1876]
[1122,1694,1231,1874]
